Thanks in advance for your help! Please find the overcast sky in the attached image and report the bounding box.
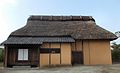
[0,0,120,44]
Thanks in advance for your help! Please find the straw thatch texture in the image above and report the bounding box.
[10,16,117,40]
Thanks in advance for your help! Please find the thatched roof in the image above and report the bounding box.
[9,15,117,40]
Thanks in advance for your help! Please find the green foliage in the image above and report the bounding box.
[0,48,3,62]
[111,42,120,62]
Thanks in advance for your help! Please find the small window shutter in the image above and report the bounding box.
[18,49,28,60]
[23,49,28,60]
[18,49,24,60]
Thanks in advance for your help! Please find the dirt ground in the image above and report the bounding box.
[0,64,120,73]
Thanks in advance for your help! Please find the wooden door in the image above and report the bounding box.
[51,54,60,65]
[7,48,17,66]
[72,51,83,65]
[40,54,49,67]
[40,48,60,67]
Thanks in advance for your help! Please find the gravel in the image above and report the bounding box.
[0,64,120,73]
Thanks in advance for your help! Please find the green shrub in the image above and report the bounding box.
[0,49,3,62]
[112,49,120,61]
[111,43,120,62]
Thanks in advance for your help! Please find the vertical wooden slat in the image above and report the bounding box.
[60,43,61,64]
[14,49,17,65]
[38,47,40,67]
[49,43,51,65]
[4,45,8,67]
[31,48,33,64]
[82,40,84,64]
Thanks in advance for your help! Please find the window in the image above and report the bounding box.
[18,49,28,60]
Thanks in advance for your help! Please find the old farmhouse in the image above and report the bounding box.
[2,15,117,67]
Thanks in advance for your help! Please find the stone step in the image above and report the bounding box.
[8,66,39,70]
[13,66,31,68]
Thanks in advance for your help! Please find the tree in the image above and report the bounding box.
[111,42,120,62]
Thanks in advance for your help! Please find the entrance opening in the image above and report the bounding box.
[72,51,83,65]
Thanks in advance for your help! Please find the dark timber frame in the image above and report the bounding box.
[4,44,40,67]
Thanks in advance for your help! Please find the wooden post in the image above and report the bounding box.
[4,45,8,67]
[38,46,40,67]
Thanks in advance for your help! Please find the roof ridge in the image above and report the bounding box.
[28,15,95,22]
